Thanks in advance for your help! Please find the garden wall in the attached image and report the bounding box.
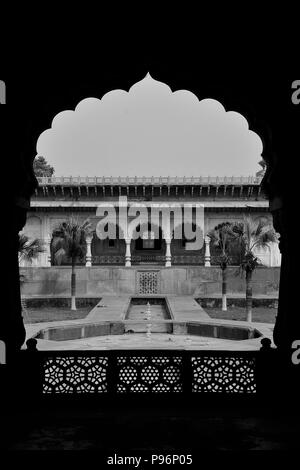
[20,266,280,297]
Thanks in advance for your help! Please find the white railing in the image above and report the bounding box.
[37,175,262,186]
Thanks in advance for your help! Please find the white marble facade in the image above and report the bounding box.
[20,210,281,268]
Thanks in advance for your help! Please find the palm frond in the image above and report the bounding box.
[18,234,45,263]
[207,222,237,268]
[52,217,92,265]
[254,227,278,249]
[207,229,220,246]
[233,217,277,273]
[53,247,67,265]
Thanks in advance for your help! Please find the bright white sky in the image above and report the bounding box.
[36,74,263,177]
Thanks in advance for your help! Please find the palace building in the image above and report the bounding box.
[22,175,281,269]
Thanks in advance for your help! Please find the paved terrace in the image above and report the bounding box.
[25,295,273,351]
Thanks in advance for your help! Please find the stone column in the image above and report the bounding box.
[204,236,211,267]
[165,238,172,267]
[45,235,52,267]
[85,235,93,267]
[270,240,282,267]
[125,238,131,267]
[271,196,296,349]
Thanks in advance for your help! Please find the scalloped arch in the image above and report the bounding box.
[36,73,264,177]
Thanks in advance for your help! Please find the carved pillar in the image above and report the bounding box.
[271,196,296,349]
[85,235,93,267]
[270,240,282,267]
[265,152,300,399]
[4,134,38,352]
[125,238,131,267]
[204,236,211,267]
[165,238,172,267]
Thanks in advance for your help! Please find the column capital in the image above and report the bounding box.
[85,234,94,243]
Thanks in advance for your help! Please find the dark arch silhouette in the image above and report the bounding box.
[3,60,297,353]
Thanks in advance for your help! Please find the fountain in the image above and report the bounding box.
[145,302,151,321]
[146,302,152,341]
[124,297,172,333]
[33,296,263,350]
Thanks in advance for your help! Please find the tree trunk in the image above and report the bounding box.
[20,278,29,322]
[21,296,28,316]
[246,269,253,322]
[71,260,76,311]
[222,267,227,311]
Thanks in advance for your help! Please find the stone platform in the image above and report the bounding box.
[25,294,273,351]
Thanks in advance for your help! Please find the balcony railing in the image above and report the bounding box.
[13,339,276,398]
[91,255,125,265]
[90,255,206,265]
[132,255,166,264]
[37,176,262,186]
[173,255,204,265]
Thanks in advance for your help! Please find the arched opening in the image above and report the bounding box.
[131,222,165,265]
[171,222,205,265]
[8,68,291,357]
[91,224,126,265]
[6,64,300,455]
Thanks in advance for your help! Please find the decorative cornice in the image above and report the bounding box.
[36,176,262,186]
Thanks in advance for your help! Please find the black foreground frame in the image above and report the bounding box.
[5,339,286,404]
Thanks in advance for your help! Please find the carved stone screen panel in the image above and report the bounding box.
[117,355,183,393]
[138,271,159,294]
[40,353,257,395]
[191,356,256,393]
[43,356,108,393]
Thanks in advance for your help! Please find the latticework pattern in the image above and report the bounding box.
[117,355,182,393]
[40,353,257,395]
[191,356,256,393]
[138,271,158,294]
[43,356,108,393]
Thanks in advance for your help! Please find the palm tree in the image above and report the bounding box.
[18,234,45,265]
[18,234,45,316]
[233,217,278,322]
[208,222,237,311]
[52,217,92,310]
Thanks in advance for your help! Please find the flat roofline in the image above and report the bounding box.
[36,176,262,186]
[30,200,269,209]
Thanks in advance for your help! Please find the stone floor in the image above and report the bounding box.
[3,400,300,451]
[86,295,211,322]
[25,295,274,351]
[34,333,238,350]
[167,296,210,321]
